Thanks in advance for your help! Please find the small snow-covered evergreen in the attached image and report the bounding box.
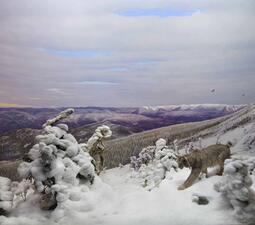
[18,108,96,210]
[214,158,255,224]
[130,146,155,170]
[131,138,178,190]
[0,177,13,215]
[242,123,255,150]
[130,138,176,171]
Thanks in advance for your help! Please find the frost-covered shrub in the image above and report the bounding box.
[184,137,203,154]
[86,125,112,150]
[11,179,33,201]
[0,177,13,215]
[130,146,155,170]
[173,139,179,154]
[184,141,194,154]
[245,157,255,175]
[131,138,178,190]
[130,138,174,171]
[17,109,96,210]
[81,125,112,174]
[130,156,142,171]
[214,158,255,224]
[242,123,255,150]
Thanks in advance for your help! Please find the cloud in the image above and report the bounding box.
[46,88,65,94]
[39,48,112,58]
[0,0,254,107]
[116,8,200,17]
[76,81,119,85]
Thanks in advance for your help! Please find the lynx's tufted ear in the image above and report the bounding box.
[226,141,233,148]
[177,156,189,169]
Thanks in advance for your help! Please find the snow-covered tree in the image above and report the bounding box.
[0,177,13,215]
[242,123,255,150]
[81,125,112,174]
[131,138,178,190]
[173,139,179,154]
[214,158,255,224]
[155,138,167,152]
[17,108,96,210]
[130,139,171,171]
[130,146,155,171]
[245,157,255,175]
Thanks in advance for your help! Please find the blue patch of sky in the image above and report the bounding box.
[109,67,129,72]
[38,48,112,57]
[134,59,159,65]
[116,8,200,17]
[75,81,119,85]
[108,60,159,72]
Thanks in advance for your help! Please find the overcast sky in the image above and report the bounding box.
[0,0,254,107]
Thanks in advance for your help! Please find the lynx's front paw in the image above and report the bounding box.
[178,184,186,190]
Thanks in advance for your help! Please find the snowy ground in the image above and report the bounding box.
[100,166,241,225]
[0,165,242,225]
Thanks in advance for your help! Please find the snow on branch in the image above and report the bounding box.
[214,158,255,224]
[42,108,74,128]
[82,125,112,174]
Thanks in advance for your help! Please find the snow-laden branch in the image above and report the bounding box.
[214,158,255,224]
[42,108,74,128]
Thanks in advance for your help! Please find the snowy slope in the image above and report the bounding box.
[187,104,255,157]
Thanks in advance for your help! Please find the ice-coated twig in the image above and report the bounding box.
[42,108,74,128]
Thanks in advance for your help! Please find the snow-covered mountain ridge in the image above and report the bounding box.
[0,104,244,135]
[141,103,245,113]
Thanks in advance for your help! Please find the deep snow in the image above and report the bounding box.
[0,164,241,225]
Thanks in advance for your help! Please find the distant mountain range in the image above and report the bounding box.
[0,104,244,161]
[0,104,244,134]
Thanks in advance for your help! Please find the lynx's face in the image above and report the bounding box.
[177,156,189,169]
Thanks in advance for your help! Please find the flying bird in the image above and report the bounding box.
[211,89,215,93]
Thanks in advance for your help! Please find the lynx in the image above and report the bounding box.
[177,143,231,190]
